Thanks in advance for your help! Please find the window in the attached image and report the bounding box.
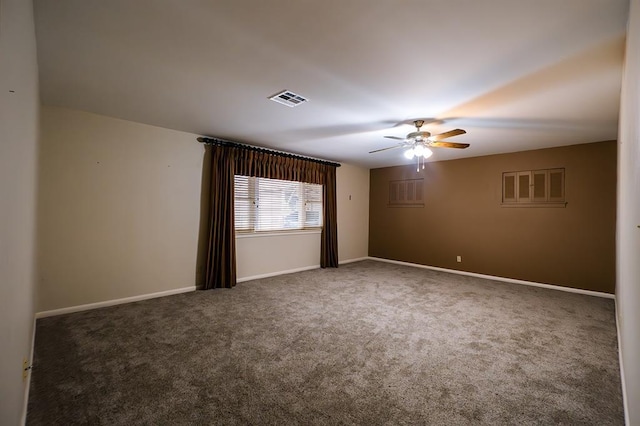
[234,176,323,233]
[388,179,425,207]
[502,168,565,207]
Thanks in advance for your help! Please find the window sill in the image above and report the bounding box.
[236,229,322,239]
[501,202,567,208]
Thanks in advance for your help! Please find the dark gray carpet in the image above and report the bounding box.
[27,260,624,425]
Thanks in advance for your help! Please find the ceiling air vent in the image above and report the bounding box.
[268,90,308,107]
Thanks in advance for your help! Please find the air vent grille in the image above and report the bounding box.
[269,90,308,107]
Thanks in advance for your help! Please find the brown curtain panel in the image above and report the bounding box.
[321,165,338,268]
[201,142,339,290]
[203,144,237,289]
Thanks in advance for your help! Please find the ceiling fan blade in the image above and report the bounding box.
[384,135,406,141]
[429,141,470,149]
[369,145,405,154]
[429,129,466,141]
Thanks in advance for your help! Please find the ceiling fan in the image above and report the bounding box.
[370,120,469,170]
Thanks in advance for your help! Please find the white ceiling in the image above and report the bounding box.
[34,0,629,168]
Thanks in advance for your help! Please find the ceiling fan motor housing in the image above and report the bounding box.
[407,131,432,141]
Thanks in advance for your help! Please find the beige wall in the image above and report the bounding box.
[38,107,370,310]
[616,0,640,422]
[37,107,203,311]
[337,163,370,262]
[369,141,617,294]
[0,0,40,423]
[236,232,321,279]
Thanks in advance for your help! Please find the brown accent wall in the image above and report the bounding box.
[369,141,617,293]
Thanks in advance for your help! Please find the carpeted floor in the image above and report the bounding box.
[27,260,624,425]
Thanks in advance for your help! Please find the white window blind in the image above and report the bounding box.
[234,176,252,231]
[234,176,323,233]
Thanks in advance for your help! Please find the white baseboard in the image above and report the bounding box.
[237,257,369,283]
[35,286,196,319]
[237,265,320,283]
[367,257,615,299]
[615,297,630,426]
[33,259,369,318]
[339,257,369,265]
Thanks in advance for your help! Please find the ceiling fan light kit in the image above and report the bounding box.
[370,120,469,171]
[404,145,434,170]
[405,143,433,159]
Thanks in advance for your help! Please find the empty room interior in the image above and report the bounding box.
[2,0,640,424]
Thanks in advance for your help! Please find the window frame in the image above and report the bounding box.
[234,175,323,235]
[501,168,567,208]
[388,178,425,208]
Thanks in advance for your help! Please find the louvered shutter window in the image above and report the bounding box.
[502,168,565,205]
[388,179,425,207]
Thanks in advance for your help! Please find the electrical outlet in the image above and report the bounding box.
[456,256,462,263]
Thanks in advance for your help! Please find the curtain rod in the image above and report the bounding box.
[197,136,341,167]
